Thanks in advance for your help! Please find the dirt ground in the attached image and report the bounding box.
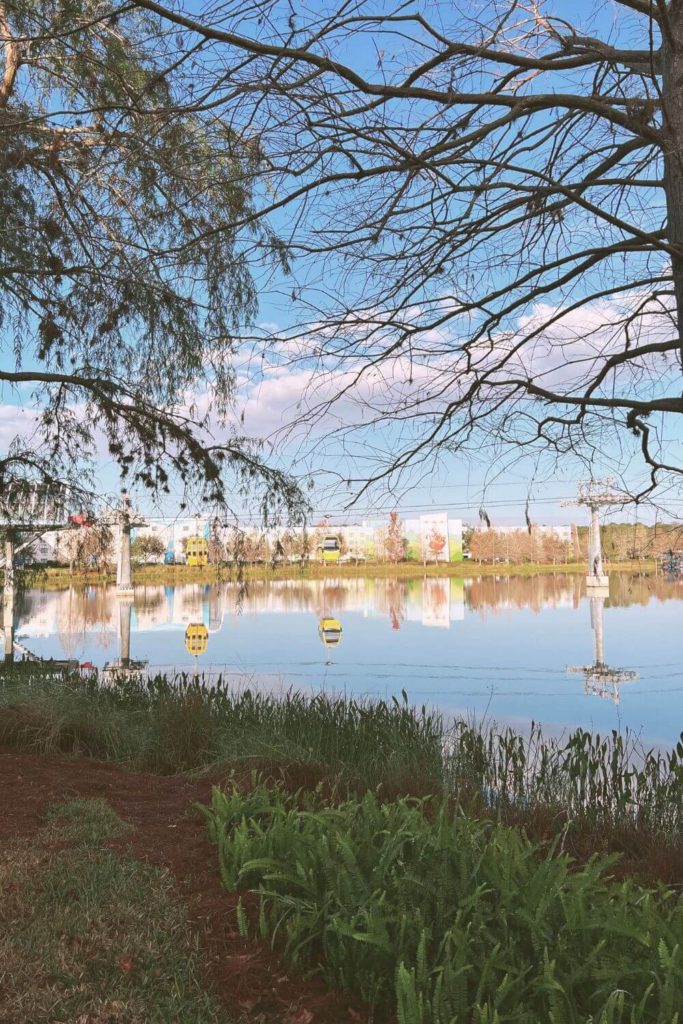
[0,748,367,1024]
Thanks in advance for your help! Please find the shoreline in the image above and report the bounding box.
[1,673,680,1022]
[27,559,658,589]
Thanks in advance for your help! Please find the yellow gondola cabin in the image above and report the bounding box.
[185,622,208,656]
[320,535,341,562]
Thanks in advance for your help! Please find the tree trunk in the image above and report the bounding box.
[662,3,683,365]
[3,535,15,663]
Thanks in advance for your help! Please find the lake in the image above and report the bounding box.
[14,572,683,746]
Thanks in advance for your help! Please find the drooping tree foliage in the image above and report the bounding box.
[0,0,301,519]
[132,0,683,503]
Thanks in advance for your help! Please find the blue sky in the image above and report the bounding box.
[2,0,681,526]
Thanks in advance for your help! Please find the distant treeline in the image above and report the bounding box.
[580,522,683,561]
[466,522,683,564]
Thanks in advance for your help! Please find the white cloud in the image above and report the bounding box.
[0,401,39,450]
[209,289,681,493]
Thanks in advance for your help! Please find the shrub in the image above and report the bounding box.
[203,783,683,1024]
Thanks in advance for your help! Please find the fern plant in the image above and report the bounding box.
[203,783,683,1024]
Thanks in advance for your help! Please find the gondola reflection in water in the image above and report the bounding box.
[319,617,343,664]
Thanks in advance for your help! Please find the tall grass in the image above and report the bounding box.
[203,783,683,1024]
[0,667,681,851]
[445,720,683,842]
[0,668,444,787]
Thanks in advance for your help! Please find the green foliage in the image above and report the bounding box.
[203,784,683,1023]
[0,667,681,844]
[0,669,445,786]
[577,523,683,562]
[0,0,300,514]
[131,534,167,564]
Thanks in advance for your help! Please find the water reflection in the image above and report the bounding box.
[10,572,683,745]
[101,598,148,681]
[184,621,210,677]
[566,594,638,705]
[14,572,683,652]
[318,617,343,665]
[15,575,469,647]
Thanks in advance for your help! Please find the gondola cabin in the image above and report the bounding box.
[185,536,209,567]
[320,535,341,562]
[68,511,95,528]
[318,617,343,648]
[185,622,209,656]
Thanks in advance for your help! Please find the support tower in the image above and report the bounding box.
[563,479,626,594]
[100,492,148,596]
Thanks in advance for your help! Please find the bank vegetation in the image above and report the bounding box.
[1,667,681,1022]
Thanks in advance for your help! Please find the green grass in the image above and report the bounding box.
[202,783,683,1024]
[0,667,680,872]
[0,797,225,1023]
[0,668,445,789]
[45,795,130,844]
[34,559,659,589]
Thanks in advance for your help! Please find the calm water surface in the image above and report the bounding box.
[15,573,683,746]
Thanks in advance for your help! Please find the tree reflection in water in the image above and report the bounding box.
[15,571,681,678]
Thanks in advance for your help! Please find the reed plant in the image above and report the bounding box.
[445,720,683,843]
[203,782,683,1024]
[0,667,681,858]
[0,668,444,787]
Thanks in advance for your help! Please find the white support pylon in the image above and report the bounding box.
[562,478,626,593]
[100,492,147,596]
[2,534,15,663]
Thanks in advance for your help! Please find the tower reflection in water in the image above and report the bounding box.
[567,592,637,704]
[101,598,148,682]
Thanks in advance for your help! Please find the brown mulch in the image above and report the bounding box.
[0,747,368,1024]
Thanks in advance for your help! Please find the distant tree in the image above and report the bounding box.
[207,523,228,564]
[149,535,167,562]
[385,512,405,564]
[287,529,313,561]
[343,532,366,565]
[227,530,270,563]
[131,535,166,564]
[538,533,572,565]
[374,526,388,563]
[506,531,529,564]
[275,529,303,561]
[469,530,495,564]
[468,527,572,565]
[59,524,114,572]
[272,536,285,562]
